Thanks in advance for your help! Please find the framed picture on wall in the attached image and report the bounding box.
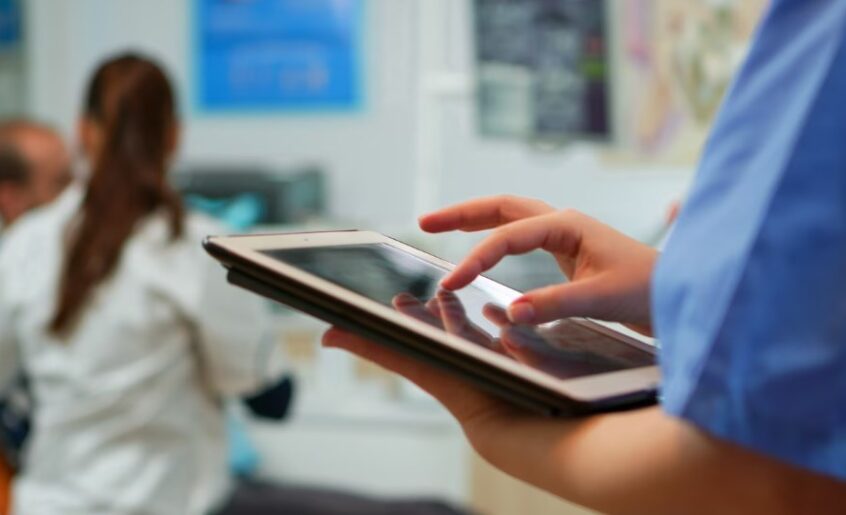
[194,0,364,113]
[0,0,21,51]
[474,0,612,143]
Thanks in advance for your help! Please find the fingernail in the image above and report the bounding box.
[508,301,535,324]
[439,276,456,290]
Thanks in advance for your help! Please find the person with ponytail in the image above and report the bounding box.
[0,53,284,514]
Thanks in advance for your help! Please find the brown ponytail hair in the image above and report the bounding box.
[50,53,185,335]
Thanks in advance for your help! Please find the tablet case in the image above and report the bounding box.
[225,266,655,417]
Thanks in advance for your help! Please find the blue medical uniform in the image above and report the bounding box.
[655,0,846,480]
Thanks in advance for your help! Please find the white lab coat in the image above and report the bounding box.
[0,185,283,515]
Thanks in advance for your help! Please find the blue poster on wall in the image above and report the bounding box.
[195,0,363,112]
[0,0,21,49]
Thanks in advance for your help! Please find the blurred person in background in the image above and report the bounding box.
[0,53,284,515]
[0,121,71,232]
[0,120,72,513]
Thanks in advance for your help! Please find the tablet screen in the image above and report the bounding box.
[263,243,654,379]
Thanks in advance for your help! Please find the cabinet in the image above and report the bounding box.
[245,312,595,514]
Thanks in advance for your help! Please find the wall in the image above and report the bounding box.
[18,0,699,505]
[24,0,421,228]
[414,1,694,254]
[23,0,694,246]
[0,50,25,117]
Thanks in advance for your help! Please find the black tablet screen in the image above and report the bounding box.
[263,243,654,379]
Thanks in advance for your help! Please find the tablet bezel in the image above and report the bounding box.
[205,230,660,406]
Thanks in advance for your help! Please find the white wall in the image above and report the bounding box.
[0,50,26,117]
[18,0,698,501]
[414,1,694,249]
[25,0,421,228]
[24,0,694,244]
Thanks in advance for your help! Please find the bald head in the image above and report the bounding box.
[0,120,72,227]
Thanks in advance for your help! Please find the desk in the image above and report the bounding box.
[248,311,467,502]
[253,311,597,513]
[248,400,469,504]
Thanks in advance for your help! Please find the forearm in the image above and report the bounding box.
[472,407,845,514]
[322,329,845,513]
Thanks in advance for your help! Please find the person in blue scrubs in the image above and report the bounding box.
[323,0,846,511]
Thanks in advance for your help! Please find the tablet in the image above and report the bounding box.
[204,230,659,416]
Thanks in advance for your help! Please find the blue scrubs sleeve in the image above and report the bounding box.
[654,0,846,481]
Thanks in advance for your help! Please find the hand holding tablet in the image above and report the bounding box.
[205,196,660,416]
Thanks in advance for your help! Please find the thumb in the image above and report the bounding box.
[507,277,617,325]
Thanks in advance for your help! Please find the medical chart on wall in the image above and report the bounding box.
[474,0,611,143]
[195,0,364,113]
[473,0,769,161]
[0,0,21,49]
[0,0,24,118]
[615,0,768,163]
